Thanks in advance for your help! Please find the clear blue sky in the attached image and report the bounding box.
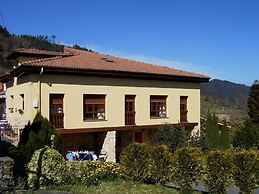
[1,0,259,85]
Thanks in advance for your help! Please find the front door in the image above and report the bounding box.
[125,95,136,125]
[50,94,64,128]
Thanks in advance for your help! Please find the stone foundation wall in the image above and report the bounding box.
[0,157,14,190]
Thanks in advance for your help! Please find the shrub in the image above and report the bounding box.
[157,123,188,151]
[173,147,203,193]
[233,120,259,149]
[27,146,66,189]
[19,112,59,162]
[66,161,124,187]
[149,145,174,184]
[231,150,259,194]
[120,143,152,182]
[205,150,232,194]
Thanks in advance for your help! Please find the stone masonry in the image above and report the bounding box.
[101,131,116,162]
[0,157,14,190]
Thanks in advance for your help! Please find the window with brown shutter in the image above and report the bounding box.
[180,96,188,122]
[83,95,106,120]
[150,95,167,118]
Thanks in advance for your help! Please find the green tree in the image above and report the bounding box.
[205,113,220,150]
[219,119,231,149]
[18,112,59,162]
[157,123,189,151]
[233,120,258,149]
[247,80,259,125]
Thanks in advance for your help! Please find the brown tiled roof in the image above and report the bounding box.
[7,48,73,59]
[18,47,209,80]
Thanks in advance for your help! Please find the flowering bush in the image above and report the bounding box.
[66,160,124,187]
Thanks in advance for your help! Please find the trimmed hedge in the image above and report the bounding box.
[232,150,259,194]
[120,143,152,182]
[205,150,232,194]
[150,145,174,184]
[173,147,203,193]
[121,143,259,193]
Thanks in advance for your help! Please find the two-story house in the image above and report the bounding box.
[0,47,209,161]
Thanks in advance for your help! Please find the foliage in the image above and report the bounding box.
[173,147,203,193]
[66,161,124,187]
[157,123,189,151]
[247,80,259,124]
[233,120,259,149]
[120,143,152,182]
[205,150,232,194]
[220,119,231,149]
[28,146,124,189]
[205,113,232,150]
[231,150,259,194]
[149,145,174,184]
[19,112,59,162]
[0,25,64,75]
[205,113,220,150]
[27,146,66,190]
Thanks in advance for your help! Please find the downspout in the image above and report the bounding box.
[39,67,44,114]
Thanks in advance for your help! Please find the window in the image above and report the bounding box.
[20,94,24,110]
[83,95,106,120]
[180,96,188,122]
[150,95,167,118]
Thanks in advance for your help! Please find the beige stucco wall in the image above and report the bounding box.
[5,73,201,131]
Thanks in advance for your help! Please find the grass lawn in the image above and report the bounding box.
[46,179,201,194]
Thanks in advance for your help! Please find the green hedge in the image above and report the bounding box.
[232,150,259,194]
[28,144,259,193]
[121,143,259,193]
[120,143,152,182]
[173,147,203,193]
[150,145,174,184]
[205,150,232,194]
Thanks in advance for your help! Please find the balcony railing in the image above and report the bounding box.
[50,113,64,128]
[125,111,135,125]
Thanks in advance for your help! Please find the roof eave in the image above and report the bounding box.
[6,65,210,83]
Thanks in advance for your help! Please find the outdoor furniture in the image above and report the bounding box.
[98,151,107,162]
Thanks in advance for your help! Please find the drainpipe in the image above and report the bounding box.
[39,67,44,114]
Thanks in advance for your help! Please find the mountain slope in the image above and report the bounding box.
[201,79,250,122]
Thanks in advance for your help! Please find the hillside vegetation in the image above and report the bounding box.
[201,79,250,123]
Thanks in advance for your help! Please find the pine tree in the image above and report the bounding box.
[19,112,59,161]
[205,112,220,150]
[247,80,259,125]
[219,119,230,149]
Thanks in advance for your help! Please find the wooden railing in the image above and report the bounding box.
[50,113,64,128]
[125,111,135,125]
